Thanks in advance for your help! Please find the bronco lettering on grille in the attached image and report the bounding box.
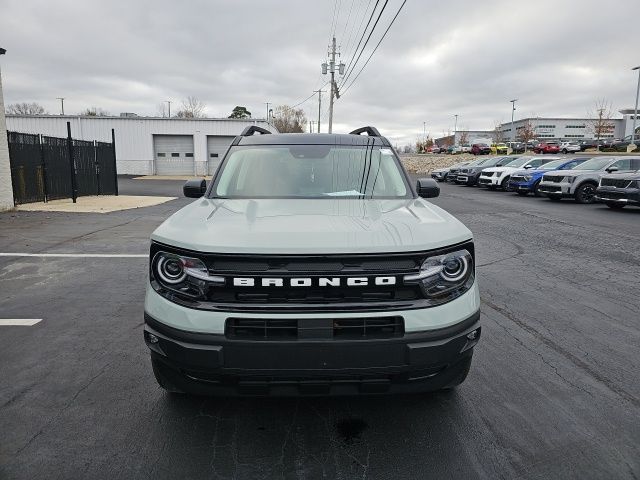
[232,277,397,287]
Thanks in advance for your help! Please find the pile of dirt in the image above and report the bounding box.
[400,154,476,174]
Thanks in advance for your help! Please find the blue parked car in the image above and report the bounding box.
[508,157,591,196]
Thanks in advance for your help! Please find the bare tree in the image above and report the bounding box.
[272,105,306,133]
[6,102,47,115]
[588,99,615,143]
[175,96,206,118]
[82,107,110,116]
[492,121,505,143]
[458,130,469,146]
[517,119,536,147]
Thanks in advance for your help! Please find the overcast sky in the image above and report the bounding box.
[1,0,639,146]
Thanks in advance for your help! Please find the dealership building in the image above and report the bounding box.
[5,114,277,176]
[437,110,639,145]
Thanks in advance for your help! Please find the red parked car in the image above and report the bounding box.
[471,143,491,155]
[533,141,560,154]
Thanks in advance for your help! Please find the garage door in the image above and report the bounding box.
[153,135,195,175]
[207,136,234,175]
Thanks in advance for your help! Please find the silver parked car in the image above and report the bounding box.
[537,156,640,203]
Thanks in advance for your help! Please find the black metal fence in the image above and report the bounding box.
[7,122,118,205]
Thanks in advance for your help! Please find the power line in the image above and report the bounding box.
[340,0,381,86]
[340,0,407,97]
[342,0,373,62]
[339,0,357,49]
[289,81,330,109]
[340,0,389,88]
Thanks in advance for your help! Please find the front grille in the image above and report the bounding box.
[510,175,525,182]
[225,317,404,340]
[449,169,459,174]
[480,172,494,177]
[597,191,627,199]
[544,175,563,183]
[459,169,469,174]
[541,185,561,192]
[600,178,632,188]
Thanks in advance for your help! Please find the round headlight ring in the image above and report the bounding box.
[157,256,186,284]
[440,255,469,282]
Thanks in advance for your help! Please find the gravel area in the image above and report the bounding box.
[399,153,476,174]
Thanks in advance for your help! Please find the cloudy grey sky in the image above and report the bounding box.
[1,0,639,146]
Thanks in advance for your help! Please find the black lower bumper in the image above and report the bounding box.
[144,311,481,396]
[595,187,640,205]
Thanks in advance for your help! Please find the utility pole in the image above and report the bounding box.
[166,100,172,118]
[632,66,640,147]
[510,99,518,142]
[454,115,458,145]
[265,102,271,122]
[57,97,65,115]
[313,89,324,133]
[322,37,345,134]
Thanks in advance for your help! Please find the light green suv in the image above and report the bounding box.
[144,126,481,396]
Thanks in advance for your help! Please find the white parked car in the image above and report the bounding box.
[477,156,553,190]
[560,141,581,154]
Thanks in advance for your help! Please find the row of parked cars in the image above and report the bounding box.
[430,155,640,208]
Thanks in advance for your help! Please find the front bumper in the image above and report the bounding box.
[477,175,502,187]
[595,186,640,205]
[508,180,536,192]
[144,310,480,396]
[456,172,481,185]
[537,181,572,197]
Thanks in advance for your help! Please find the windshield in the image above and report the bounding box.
[570,158,612,170]
[501,157,530,168]
[538,159,565,169]
[212,145,411,199]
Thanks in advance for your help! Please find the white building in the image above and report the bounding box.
[5,115,277,175]
[0,50,14,211]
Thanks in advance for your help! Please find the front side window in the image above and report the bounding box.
[211,145,411,199]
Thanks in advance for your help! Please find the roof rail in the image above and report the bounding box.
[349,126,381,137]
[240,125,272,136]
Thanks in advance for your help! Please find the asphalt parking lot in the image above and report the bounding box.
[1,176,639,479]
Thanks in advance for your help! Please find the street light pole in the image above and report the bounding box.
[632,66,640,146]
[454,115,458,146]
[57,97,65,115]
[510,99,518,142]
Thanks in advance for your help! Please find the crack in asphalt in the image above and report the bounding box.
[481,296,639,408]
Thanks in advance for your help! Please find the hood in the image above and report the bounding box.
[151,198,473,254]
[546,168,591,177]
[599,170,640,181]
[482,166,522,174]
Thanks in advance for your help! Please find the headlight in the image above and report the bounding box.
[151,251,224,299]
[404,248,475,306]
[496,172,503,177]
[563,176,575,183]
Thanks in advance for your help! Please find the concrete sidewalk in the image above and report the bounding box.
[16,195,177,213]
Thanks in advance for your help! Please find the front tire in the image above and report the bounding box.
[574,182,597,204]
[606,202,625,210]
[501,177,512,191]
[533,181,542,197]
[152,357,185,394]
[562,149,567,154]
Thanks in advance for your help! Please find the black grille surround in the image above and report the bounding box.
[543,175,563,183]
[600,178,632,188]
[150,240,475,313]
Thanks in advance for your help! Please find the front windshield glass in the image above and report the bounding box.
[570,158,611,170]
[538,159,565,169]
[212,145,411,199]
[501,157,529,168]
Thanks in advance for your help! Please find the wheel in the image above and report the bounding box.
[152,357,185,394]
[441,355,472,390]
[517,190,528,196]
[533,182,542,197]
[501,177,512,191]
[548,195,561,202]
[606,202,625,210]
[562,149,567,154]
[574,182,597,204]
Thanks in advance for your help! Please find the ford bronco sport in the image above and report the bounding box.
[144,126,480,396]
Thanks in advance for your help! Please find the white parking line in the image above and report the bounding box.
[0,253,147,258]
[0,319,43,326]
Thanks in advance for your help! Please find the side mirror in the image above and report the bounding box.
[524,165,533,169]
[496,163,503,167]
[183,179,207,198]
[416,178,440,198]
[605,166,619,173]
